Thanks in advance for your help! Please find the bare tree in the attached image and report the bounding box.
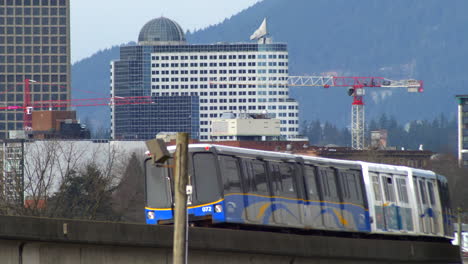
[0,140,134,220]
[427,154,468,211]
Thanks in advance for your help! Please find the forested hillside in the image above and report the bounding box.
[72,0,467,151]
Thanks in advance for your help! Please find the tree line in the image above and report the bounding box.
[301,113,458,153]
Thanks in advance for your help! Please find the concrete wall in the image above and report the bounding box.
[0,216,461,264]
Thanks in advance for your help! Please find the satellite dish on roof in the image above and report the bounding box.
[250,18,268,40]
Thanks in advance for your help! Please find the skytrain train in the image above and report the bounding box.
[144,144,454,239]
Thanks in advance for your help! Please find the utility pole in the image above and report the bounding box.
[458,207,464,259]
[173,132,189,264]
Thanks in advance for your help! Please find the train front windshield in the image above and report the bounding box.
[145,151,222,210]
[145,160,172,208]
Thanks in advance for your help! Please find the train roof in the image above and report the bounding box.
[173,144,439,179]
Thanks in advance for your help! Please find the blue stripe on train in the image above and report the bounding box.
[146,193,371,232]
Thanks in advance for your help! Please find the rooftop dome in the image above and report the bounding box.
[138,17,186,46]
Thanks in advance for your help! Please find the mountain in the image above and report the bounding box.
[71,43,131,134]
[72,0,467,134]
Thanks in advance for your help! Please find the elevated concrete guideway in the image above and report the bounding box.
[0,215,460,264]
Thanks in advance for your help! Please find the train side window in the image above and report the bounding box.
[413,179,421,204]
[371,174,381,201]
[241,159,256,193]
[319,168,338,199]
[382,175,395,202]
[219,155,241,193]
[347,171,362,203]
[269,163,282,193]
[279,163,296,197]
[338,171,351,199]
[418,180,428,205]
[252,161,269,194]
[318,168,330,197]
[304,165,318,198]
[328,171,338,199]
[427,182,435,205]
[396,178,409,203]
[193,153,220,203]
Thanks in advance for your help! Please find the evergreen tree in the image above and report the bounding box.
[113,152,146,223]
[49,163,117,220]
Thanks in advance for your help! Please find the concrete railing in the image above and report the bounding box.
[0,215,461,264]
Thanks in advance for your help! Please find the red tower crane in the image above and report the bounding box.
[2,79,154,132]
[210,76,424,150]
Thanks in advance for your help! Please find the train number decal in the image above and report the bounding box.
[202,206,212,212]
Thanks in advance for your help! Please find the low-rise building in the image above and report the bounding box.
[456,95,468,167]
[211,112,281,141]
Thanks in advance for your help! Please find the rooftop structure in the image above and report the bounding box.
[211,112,281,141]
[138,17,186,46]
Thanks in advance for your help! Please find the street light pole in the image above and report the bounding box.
[173,132,189,264]
[458,208,464,259]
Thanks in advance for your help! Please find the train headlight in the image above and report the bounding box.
[214,204,223,213]
[147,211,155,220]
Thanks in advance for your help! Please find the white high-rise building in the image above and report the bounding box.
[111,17,300,141]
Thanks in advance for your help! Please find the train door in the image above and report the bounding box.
[394,176,414,232]
[241,158,274,225]
[317,167,342,230]
[437,177,454,237]
[218,155,243,223]
[426,180,441,235]
[415,178,430,234]
[302,164,323,229]
[269,161,302,227]
[369,172,386,231]
[337,169,367,231]
[380,173,399,230]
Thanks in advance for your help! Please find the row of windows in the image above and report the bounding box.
[198,98,297,105]
[152,69,258,75]
[151,75,286,84]
[198,111,299,119]
[0,17,66,28]
[152,69,287,76]
[1,47,67,58]
[151,76,288,83]
[151,62,287,68]
[0,36,67,46]
[152,54,288,61]
[0,0,67,6]
[0,64,67,73]
[151,84,289,90]
[0,17,66,30]
[0,74,67,82]
[0,25,67,36]
[122,44,287,57]
[151,91,290,97]
[214,155,363,205]
[0,92,66,101]
[0,55,67,63]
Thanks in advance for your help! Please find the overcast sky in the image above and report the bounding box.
[70,0,261,63]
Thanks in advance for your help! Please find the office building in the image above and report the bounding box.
[110,17,300,141]
[0,0,71,138]
[456,95,468,167]
[110,96,199,140]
